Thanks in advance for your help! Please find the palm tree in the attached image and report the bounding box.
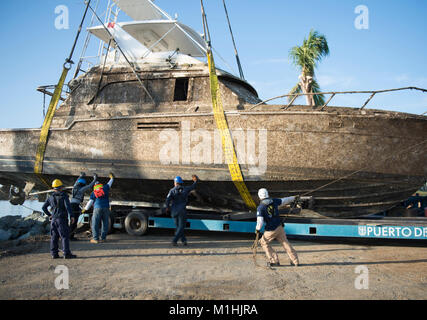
[288,29,329,107]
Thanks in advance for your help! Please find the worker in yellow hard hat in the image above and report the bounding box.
[52,179,63,189]
[41,179,77,259]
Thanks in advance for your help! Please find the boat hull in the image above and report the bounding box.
[0,108,425,218]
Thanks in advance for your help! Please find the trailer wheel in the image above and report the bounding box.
[125,212,148,236]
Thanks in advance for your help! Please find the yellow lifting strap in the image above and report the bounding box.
[34,66,70,188]
[207,51,257,211]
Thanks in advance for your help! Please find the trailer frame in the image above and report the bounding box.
[81,201,427,241]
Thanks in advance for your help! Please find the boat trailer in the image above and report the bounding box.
[79,201,427,242]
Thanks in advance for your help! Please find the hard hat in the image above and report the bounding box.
[52,179,63,189]
[174,176,184,184]
[77,178,87,185]
[258,188,269,200]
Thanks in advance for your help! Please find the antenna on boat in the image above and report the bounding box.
[222,0,245,80]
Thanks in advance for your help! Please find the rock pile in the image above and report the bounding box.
[0,185,9,201]
[0,212,50,241]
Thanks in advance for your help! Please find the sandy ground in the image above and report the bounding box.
[0,229,426,300]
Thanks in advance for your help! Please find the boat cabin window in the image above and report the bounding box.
[173,78,189,101]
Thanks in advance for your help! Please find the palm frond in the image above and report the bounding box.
[289,29,329,76]
[311,79,326,106]
[287,83,302,102]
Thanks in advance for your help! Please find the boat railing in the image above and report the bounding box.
[250,86,427,112]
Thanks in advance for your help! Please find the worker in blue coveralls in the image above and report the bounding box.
[165,175,199,246]
[83,173,115,244]
[42,179,77,259]
[255,188,302,267]
[69,172,97,240]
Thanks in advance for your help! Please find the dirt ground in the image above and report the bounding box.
[0,229,426,300]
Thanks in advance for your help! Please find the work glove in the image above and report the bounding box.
[109,172,115,179]
[300,196,313,201]
[81,209,86,214]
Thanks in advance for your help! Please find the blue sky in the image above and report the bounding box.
[0,0,426,129]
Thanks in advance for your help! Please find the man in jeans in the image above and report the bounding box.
[165,175,198,246]
[83,173,114,244]
[255,188,301,267]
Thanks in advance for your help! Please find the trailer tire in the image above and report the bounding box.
[125,211,148,236]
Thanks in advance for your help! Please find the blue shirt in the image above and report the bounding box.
[89,184,111,209]
[165,182,197,217]
[256,198,283,231]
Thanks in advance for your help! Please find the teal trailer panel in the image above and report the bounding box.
[286,223,427,240]
[148,217,427,240]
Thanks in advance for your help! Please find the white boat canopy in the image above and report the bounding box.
[89,0,207,59]
[113,0,172,21]
[88,20,207,58]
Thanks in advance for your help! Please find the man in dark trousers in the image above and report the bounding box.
[69,172,97,240]
[165,175,198,246]
[42,179,77,259]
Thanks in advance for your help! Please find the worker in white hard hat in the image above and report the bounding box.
[255,188,299,267]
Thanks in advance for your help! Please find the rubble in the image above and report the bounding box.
[0,212,50,241]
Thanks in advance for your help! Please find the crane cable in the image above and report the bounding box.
[34,0,92,188]
[222,0,245,80]
[201,0,257,211]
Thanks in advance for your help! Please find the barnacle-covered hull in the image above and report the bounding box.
[0,65,425,219]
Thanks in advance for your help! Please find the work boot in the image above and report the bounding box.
[64,254,77,260]
[51,254,60,259]
[267,262,280,268]
[182,241,188,246]
[171,242,178,247]
[90,239,99,244]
